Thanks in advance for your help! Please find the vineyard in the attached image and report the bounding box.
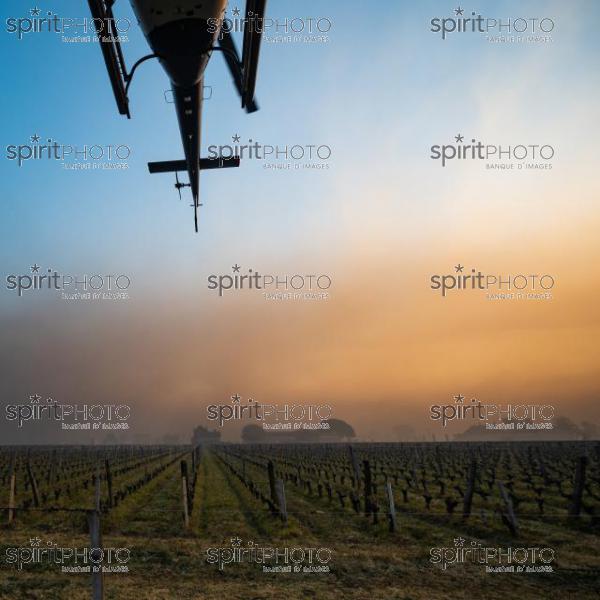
[0,442,599,600]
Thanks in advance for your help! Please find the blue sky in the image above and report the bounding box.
[2,0,598,284]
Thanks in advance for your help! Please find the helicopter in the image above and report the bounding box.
[87,0,266,231]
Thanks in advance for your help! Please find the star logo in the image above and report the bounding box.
[230,537,242,547]
[454,264,464,273]
[30,134,40,143]
[454,537,465,547]
[232,134,241,143]
[232,7,241,16]
[30,7,41,16]
[231,394,241,404]
[30,394,42,404]
[454,133,464,143]
[232,264,241,273]
[454,394,465,404]
[30,537,41,547]
[454,7,464,16]
[31,264,40,273]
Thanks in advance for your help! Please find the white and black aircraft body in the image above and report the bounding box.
[87,0,267,231]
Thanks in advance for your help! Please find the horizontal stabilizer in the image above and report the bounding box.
[200,157,241,170]
[148,157,241,174]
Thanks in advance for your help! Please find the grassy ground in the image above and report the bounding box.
[1,450,599,600]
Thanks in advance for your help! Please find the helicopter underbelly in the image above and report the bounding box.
[129,0,228,86]
[129,0,227,36]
